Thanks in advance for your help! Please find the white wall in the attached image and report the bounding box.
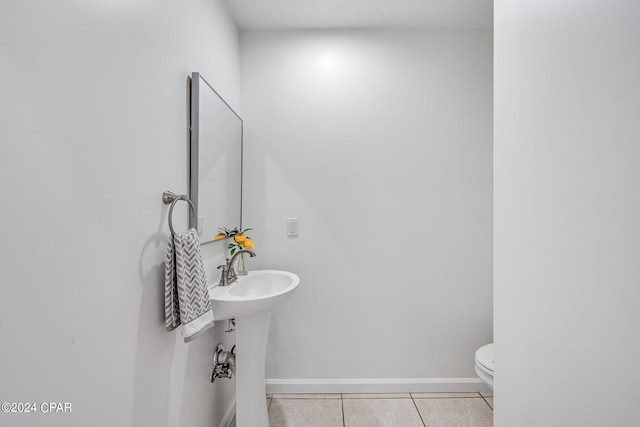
[495,1,640,425]
[241,30,493,390]
[0,1,240,426]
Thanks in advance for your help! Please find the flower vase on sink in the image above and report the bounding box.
[215,226,255,275]
[235,252,248,276]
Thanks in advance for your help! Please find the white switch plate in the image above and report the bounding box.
[287,218,298,236]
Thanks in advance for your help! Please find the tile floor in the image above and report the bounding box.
[233,392,493,427]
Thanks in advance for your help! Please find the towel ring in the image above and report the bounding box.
[163,191,196,236]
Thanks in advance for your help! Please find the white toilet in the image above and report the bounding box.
[475,343,494,390]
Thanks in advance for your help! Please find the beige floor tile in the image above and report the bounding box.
[343,398,424,427]
[412,392,481,399]
[269,398,343,427]
[415,397,493,427]
[480,391,493,398]
[484,397,493,409]
[271,393,341,399]
[343,393,411,399]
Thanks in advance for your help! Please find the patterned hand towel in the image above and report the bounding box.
[164,228,214,342]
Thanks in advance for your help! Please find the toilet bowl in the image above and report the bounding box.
[475,343,494,390]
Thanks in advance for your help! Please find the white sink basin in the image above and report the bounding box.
[209,270,300,320]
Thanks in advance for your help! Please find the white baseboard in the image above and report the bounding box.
[218,396,236,427]
[265,378,491,394]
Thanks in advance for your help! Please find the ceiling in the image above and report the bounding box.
[224,0,493,31]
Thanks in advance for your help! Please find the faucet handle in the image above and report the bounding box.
[216,264,228,286]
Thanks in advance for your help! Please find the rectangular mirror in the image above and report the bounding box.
[190,72,243,244]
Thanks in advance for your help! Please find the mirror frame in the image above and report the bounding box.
[189,72,243,243]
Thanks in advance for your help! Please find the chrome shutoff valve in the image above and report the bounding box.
[211,344,235,383]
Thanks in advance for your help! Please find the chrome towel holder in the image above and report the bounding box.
[163,190,196,236]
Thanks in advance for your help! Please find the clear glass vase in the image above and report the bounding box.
[235,252,248,276]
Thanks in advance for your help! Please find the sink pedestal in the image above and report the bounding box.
[235,311,272,427]
[209,270,300,427]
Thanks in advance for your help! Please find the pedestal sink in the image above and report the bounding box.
[209,270,300,427]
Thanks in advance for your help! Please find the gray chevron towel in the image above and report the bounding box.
[164,228,214,342]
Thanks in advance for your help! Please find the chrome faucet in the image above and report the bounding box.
[216,249,256,286]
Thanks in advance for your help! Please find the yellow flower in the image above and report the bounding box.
[242,238,254,249]
[234,233,246,243]
[214,232,226,240]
